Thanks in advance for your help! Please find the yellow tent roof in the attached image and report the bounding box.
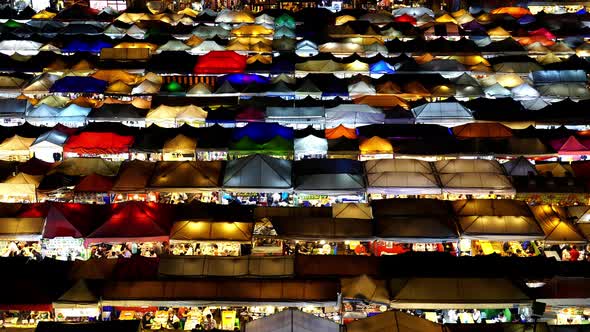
[336,15,356,25]
[143,72,163,84]
[92,70,139,85]
[32,10,57,19]
[36,95,70,108]
[488,26,511,37]
[451,9,469,17]
[344,60,369,72]
[51,158,121,176]
[360,136,393,155]
[430,85,456,97]
[106,81,133,95]
[0,76,25,89]
[115,42,158,52]
[435,13,457,23]
[185,35,204,48]
[448,55,490,66]
[538,53,562,65]
[414,53,434,64]
[231,25,274,36]
[163,134,197,153]
[495,73,525,88]
[455,13,475,25]
[0,135,34,151]
[70,96,102,108]
[476,13,493,24]
[4,173,43,187]
[176,105,208,121]
[177,7,199,17]
[102,97,151,109]
[247,54,272,64]
[147,105,183,119]
[170,220,253,241]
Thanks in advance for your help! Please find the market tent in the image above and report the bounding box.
[147,104,208,127]
[294,135,328,159]
[0,172,42,200]
[294,159,365,194]
[411,100,473,126]
[332,203,372,219]
[43,203,107,238]
[50,158,120,177]
[49,77,108,94]
[0,135,34,161]
[245,308,340,332]
[364,159,441,195]
[389,278,531,309]
[452,199,544,240]
[111,160,156,192]
[63,132,134,156]
[229,136,293,158]
[502,156,538,176]
[325,104,385,128]
[434,159,515,195]
[29,128,68,163]
[149,161,223,191]
[162,134,197,160]
[549,136,590,155]
[233,122,294,143]
[484,84,512,98]
[0,203,46,241]
[194,51,247,74]
[86,202,173,244]
[223,154,292,192]
[74,173,115,193]
[535,163,574,177]
[359,136,393,156]
[346,310,444,332]
[170,220,253,242]
[215,10,255,23]
[452,123,512,139]
[341,274,389,304]
[529,205,586,243]
[325,125,357,139]
[371,199,458,241]
[270,216,373,240]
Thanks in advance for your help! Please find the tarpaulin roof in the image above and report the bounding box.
[529,205,586,243]
[325,125,357,140]
[230,136,293,155]
[170,220,253,241]
[294,135,328,154]
[86,202,173,244]
[503,156,538,176]
[74,173,115,192]
[162,134,197,154]
[372,199,457,241]
[223,154,292,191]
[0,203,46,240]
[43,203,107,238]
[346,310,444,332]
[49,77,108,94]
[149,161,223,190]
[389,277,531,309]
[112,160,156,192]
[51,158,120,177]
[245,308,339,332]
[365,159,441,195]
[359,136,393,155]
[0,135,34,151]
[194,51,247,74]
[270,216,373,240]
[233,122,294,142]
[294,159,365,193]
[64,132,134,155]
[452,199,543,240]
[452,123,513,139]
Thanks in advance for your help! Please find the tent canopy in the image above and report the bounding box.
[341,274,390,304]
[270,216,373,240]
[245,308,340,332]
[529,205,586,243]
[346,310,444,332]
[223,155,292,191]
[170,220,253,242]
[149,161,224,191]
[452,199,544,240]
[389,278,531,309]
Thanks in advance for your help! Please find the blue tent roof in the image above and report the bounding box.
[517,14,536,25]
[49,77,108,93]
[62,40,113,53]
[232,122,294,143]
[223,74,269,85]
[370,60,396,74]
[576,8,587,15]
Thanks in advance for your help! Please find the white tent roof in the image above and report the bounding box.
[189,40,225,54]
[537,83,590,99]
[0,40,42,55]
[348,81,376,95]
[520,97,550,110]
[245,309,339,332]
[511,83,540,100]
[393,7,435,17]
[294,135,328,154]
[411,102,473,124]
[484,83,512,98]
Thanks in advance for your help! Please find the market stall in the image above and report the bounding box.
[169,219,253,257]
[452,199,545,256]
[52,280,100,322]
[245,308,340,332]
[434,159,515,197]
[364,159,442,197]
[111,160,157,202]
[0,135,34,162]
[294,159,366,205]
[294,135,328,160]
[222,155,292,206]
[29,129,69,163]
[148,161,223,204]
[0,173,42,203]
[345,310,445,332]
[162,134,197,161]
[63,132,134,161]
[0,203,46,257]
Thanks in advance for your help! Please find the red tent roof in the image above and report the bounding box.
[17,157,55,175]
[529,28,556,40]
[194,51,247,74]
[43,203,108,238]
[86,202,173,244]
[550,136,590,155]
[74,173,115,192]
[64,132,134,155]
[394,14,417,25]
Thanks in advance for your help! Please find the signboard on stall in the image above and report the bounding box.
[221,310,236,330]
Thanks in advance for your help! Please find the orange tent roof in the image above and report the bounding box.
[359,136,393,155]
[326,125,357,139]
[452,123,513,139]
[353,95,409,108]
[490,7,532,18]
